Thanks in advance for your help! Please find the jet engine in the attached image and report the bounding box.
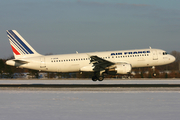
[115,63,132,74]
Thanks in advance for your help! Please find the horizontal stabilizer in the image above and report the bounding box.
[13,60,29,64]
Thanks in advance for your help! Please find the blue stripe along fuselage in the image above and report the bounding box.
[7,30,34,54]
[111,51,150,56]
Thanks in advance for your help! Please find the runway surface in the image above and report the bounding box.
[0,79,180,91]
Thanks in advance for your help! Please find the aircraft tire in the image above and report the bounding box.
[98,76,104,81]
[92,76,98,81]
[153,73,157,77]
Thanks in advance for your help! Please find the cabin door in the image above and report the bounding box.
[40,57,46,68]
[152,50,158,60]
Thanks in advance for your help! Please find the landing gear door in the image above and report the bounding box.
[40,57,46,68]
[152,50,158,60]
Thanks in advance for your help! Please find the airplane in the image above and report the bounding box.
[6,30,176,81]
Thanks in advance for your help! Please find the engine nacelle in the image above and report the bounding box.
[114,63,132,74]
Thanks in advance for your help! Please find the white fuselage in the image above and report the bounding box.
[6,48,175,73]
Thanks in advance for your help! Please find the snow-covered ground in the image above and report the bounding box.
[0,79,180,120]
[0,90,180,120]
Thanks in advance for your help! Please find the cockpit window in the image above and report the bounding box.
[163,52,168,55]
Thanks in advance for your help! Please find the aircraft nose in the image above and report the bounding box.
[170,55,176,63]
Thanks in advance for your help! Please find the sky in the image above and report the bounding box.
[0,0,180,58]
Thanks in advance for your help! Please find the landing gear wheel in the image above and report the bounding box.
[152,66,156,77]
[153,73,156,77]
[98,76,104,81]
[92,76,98,82]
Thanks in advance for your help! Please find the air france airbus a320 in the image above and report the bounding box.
[6,30,175,81]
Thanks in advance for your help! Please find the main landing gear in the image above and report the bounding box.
[92,76,104,81]
[92,71,105,82]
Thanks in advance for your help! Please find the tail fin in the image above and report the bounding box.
[6,30,41,59]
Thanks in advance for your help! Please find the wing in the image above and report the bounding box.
[90,55,115,71]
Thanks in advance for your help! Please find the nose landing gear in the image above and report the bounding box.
[152,66,157,77]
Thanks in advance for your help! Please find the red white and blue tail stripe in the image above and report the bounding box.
[6,30,40,58]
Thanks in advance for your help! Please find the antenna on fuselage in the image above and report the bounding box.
[149,46,152,49]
